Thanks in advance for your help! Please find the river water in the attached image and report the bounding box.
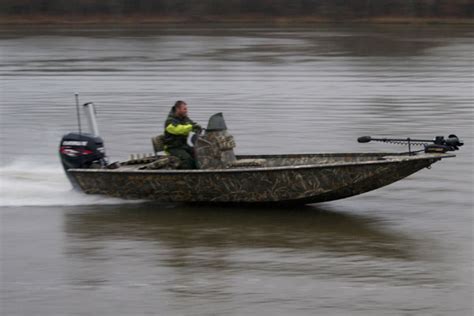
[0,25,472,315]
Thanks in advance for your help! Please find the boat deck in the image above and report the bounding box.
[103,152,455,173]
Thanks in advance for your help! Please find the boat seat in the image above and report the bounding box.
[151,135,165,154]
[228,159,266,168]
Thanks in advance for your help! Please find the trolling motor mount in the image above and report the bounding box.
[357,134,463,154]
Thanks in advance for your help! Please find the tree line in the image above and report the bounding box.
[0,0,472,18]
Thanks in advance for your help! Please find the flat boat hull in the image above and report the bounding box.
[68,153,452,204]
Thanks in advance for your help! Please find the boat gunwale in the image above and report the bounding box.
[68,152,455,175]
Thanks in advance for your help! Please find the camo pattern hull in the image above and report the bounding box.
[68,153,447,204]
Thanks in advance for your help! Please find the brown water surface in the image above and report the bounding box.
[0,25,472,315]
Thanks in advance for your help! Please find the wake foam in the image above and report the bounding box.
[0,159,142,207]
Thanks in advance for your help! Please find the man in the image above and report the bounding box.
[163,100,201,169]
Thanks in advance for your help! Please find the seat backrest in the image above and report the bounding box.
[151,135,165,153]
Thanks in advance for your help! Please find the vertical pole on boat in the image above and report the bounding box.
[74,92,84,168]
[74,93,82,136]
[83,102,100,137]
[408,138,412,155]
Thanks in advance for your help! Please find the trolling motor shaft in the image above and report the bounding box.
[357,134,463,154]
[83,102,100,137]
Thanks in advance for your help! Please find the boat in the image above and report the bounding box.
[59,100,463,204]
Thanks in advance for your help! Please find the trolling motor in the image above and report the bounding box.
[59,94,110,188]
[357,134,463,154]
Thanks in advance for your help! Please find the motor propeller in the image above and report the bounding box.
[357,134,463,153]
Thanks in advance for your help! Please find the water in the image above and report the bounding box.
[1,25,473,315]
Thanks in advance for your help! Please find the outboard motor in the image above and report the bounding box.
[59,98,108,189]
[59,132,106,170]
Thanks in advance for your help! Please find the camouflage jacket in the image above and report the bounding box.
[163,111,200,149]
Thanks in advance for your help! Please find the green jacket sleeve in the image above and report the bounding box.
[165,122,193,135]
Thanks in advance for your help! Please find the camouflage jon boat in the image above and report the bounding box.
[59,103,462,204]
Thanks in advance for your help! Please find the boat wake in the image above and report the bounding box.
[0,158,142,207]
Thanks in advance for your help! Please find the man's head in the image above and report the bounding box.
[173,100,188,118]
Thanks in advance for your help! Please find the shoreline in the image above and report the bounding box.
[1,14,472,26]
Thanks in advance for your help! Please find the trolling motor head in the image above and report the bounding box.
[434,135,463,149]
[358,134,463,154]
[426,134,464,153]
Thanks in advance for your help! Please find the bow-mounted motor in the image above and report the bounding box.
[357,134,463,154]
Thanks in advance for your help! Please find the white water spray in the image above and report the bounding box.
[0,158,142,207]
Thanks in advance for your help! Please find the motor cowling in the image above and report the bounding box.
[59,132,107,171]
